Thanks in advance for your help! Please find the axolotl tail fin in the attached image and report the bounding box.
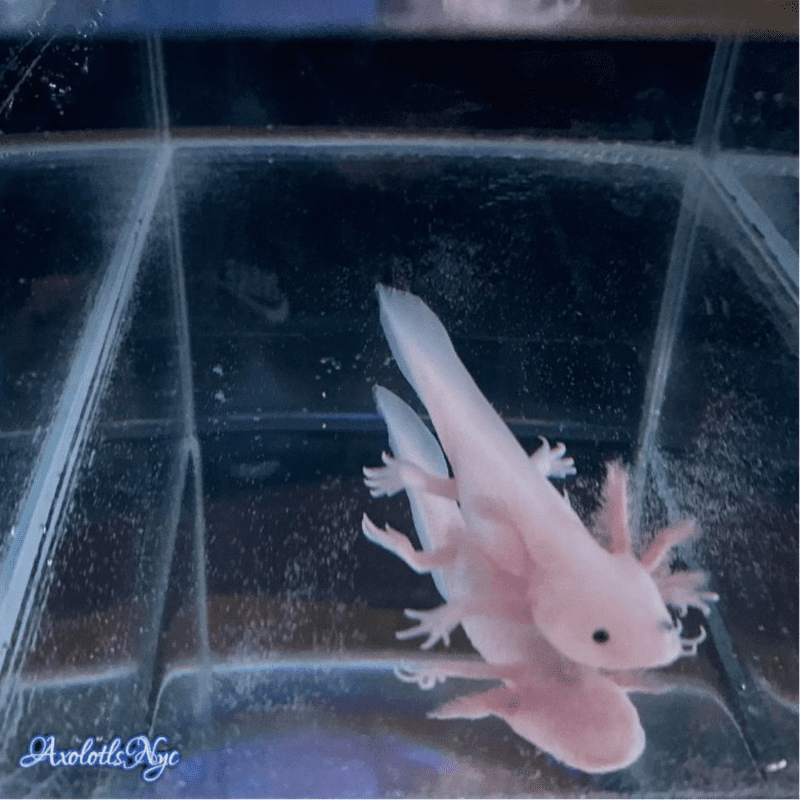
[376,284,456,405]
[373,386,447,480]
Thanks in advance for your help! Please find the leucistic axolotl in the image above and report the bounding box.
[362,386,653,773]
[365,284,717,671]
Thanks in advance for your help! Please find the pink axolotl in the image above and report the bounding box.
[362,386,707,773]
[365,285,716,671]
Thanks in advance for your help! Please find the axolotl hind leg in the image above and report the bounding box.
[363,451,458,501]
[361,513,456,573]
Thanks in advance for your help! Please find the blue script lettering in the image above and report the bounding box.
[19,735,56,768]
[124,735,180,782]
[19,734,179,782]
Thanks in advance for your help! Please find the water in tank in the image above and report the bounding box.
[0,3,796,797]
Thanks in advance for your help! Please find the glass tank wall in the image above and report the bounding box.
[0,29,796,799]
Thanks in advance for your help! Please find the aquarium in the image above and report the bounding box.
[0,24,796,800]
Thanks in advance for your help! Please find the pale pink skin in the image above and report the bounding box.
[367,285,717,671]
[363,386,716,773]
[400,654,648,776]
[363,387,650,774]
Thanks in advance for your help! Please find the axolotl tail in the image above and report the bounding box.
[375,284,523,468]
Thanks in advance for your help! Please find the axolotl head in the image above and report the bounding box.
[532,553,684,671]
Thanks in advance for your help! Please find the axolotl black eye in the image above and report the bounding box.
[592,628,610,644]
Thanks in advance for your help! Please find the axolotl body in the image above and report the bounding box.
[367,285,715,672]
[362,387,653,773]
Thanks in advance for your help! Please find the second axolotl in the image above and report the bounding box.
[365,285,716,672]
